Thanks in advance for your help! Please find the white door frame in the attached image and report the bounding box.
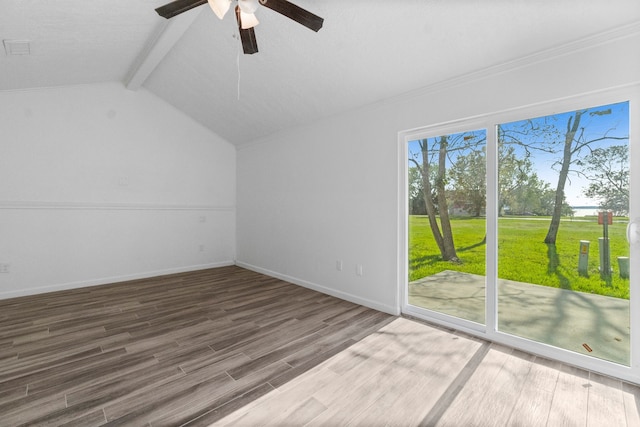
[397,83,640,384]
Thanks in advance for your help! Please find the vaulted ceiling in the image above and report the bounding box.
[2,1,639,145]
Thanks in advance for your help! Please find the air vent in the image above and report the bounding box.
[3,40,31,56]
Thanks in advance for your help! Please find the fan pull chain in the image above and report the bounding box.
[236,37,241,101]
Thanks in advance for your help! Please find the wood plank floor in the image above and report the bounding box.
[1,266,639,426]
[0,266,393,426]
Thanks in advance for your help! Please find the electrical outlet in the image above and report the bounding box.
[356,264,363,276]
[199,216,206,223]
[199,245,205,252]
[336,260,343,271]
[0,263,10,273]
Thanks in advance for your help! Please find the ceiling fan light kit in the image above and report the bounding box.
[239,10,259,29]
[156,0,324,54]
[238,0,259,14]
[208,0,231,19]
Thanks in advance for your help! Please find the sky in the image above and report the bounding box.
[499,101,629,207]
[408,100,630,209]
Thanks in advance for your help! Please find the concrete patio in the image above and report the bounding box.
[409,270,630,365]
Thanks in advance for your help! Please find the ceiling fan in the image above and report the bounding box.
[155,0,324,54]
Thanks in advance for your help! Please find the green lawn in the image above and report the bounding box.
[409,215,630,299]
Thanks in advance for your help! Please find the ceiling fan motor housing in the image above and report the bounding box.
[155,0,324,54]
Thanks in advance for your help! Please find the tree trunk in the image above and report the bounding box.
[420,140,446,255]
[544,111,583,244]
[436,137,459,262]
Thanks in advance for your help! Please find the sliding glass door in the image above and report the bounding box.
[401,90,638,381]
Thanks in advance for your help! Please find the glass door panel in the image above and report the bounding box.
[497,101,630,365]
[407,130,487,325]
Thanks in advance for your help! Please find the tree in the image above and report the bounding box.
[449,148,486,217]
[499,104,629,244]
[496,144,565,217]
[579,145,629,216]
[498,145,536,216]
[408,166,427,215]
[409,132,485,262]
[543,109,628,243]
[508,175,552,215]
[434,136,458,261]
[543,111,583,243]
[411,137,458,262]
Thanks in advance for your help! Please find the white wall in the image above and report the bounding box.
[236,25,640,315]
[0,82,236,299]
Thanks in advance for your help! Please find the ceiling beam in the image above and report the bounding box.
[125,7,202,91]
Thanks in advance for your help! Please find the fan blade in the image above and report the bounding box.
[235,6,259,54]
[260,0,323,32]
[156,0,207,19]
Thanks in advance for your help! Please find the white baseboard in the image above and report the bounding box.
[235,261,399,316]
[0,261,235,300]
[3,261,400,317]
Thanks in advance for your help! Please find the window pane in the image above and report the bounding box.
[408,129,487,325]
[497,101,630,365]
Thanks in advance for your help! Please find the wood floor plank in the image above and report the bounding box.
[28,349,158,398]
[587,372,627,427]
[268,338,357,389]
[0,346,103,381]
[65,363,184,408]
[151,360,293,427]
[30,306,123,327]
[47,311,139,334]
[282,331,356,369]
[349,319,479,426]
[0,324,49,344]
[226,332,327,381]
[546,363,591,426]
[103,371,236,425]
[178,350,252,375]
[58,409,107,427]
[0,385,26,406]
[223,319,329,360]
[152,342,214,365]
[346,361,429,427]
[623,381,640,426]
[306,361,416,426]
[0,390,66,426]
[15,401,108,427]
[506,356,561,426]
[251,297,342,328]
[15,331,132,360]
[380,327,483,426]
[407,343,513,427]
[181,383,276,427]
[19,348,130,395]
[9,326,109,355]
[470,349,536,426]
[212,366,338,426]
